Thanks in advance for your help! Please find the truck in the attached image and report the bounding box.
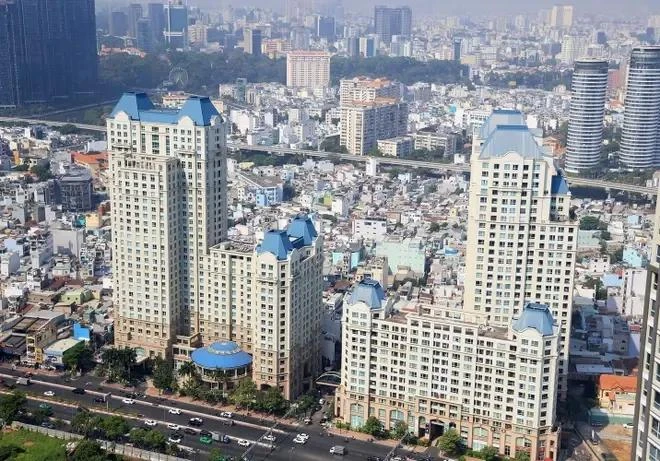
[211,432,230,443]
[16,377,30,385]
[329,445,346,455]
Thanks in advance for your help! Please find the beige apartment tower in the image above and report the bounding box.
[286,51,331,90]
[340,98,408,155]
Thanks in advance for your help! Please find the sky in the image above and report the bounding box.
[98,0,655,18]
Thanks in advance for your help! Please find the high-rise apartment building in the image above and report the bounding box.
[0,0,97,108]
[550,4,573,29]
[340,99,408,155]
[558,35,588,64]
[127,3,143,38]
[108,93,323,399]
[374,5,412,44]
[286,51,331,90]
[453,37,462,62]
[243,27,263,56]
[164,1,188,50]
[335,281,561,460]
[464,110,577,399]
[290,27,312,50]
[632,193,660,461]
[148,3,165,43]
[359,36,377,58]
[339,77,400,104]
[565,59,608,174]
[620,46,660,169]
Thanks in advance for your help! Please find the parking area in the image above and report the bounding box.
[574,422,632,461]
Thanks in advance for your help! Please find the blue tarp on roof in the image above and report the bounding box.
[479,125,545,159]
[512,302,555,336]
[349,279,386,309]
[191,341,252,370]
[110,92,220,126]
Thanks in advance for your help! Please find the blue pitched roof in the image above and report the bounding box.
[479,109,526,139]
[191,341,252,370]
[287,214,318,247]
[512,302,555,336]
[551,175,570,195]
[349,279,386,309]
[110,92,220,126]
[257,230,294,260]
[479,125,545,160]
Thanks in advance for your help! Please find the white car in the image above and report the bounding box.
[122,398,135,405]
[167,423,181,431]
[144,420,157,427]
[263,435,276,442]
[168,436,182,444]
[220,411,233,418]
[293,436,307,444]
[237,439,250,447]
[319,398,325,405]
[623,423,634,429]
[297,433,309,441]
[168,408,182,415]
[43,391,55,397]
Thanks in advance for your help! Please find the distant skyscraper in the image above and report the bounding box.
[164,1,188,49]
[358,36,376,58]
[148,3,165,43]
[110,11,129,36]
[286,51,330,90]
[620,46,660,169]
[453,37,462,62]
[136,18,153,52]
[0,0,97,108]
[374,6,411,44]
[345,36,359,57]
[243,27,262,56]
[565,59,608,174]
[558,35,588,64]
[127,3,143,38]
[550,4,573,29]
[315,15,335,40]
[290,27,311,50]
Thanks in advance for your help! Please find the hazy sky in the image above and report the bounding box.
[99,0,655,18]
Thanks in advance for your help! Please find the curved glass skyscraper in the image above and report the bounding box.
[620,46,660,169]
[565,59,608,174]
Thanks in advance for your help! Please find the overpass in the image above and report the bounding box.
[0,116,655,195]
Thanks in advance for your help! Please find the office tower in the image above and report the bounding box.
[108,93,228,358]
[453,37,462,62]
[464,110,577,399]
[620,46,660,169]
[339,76,400,104]
[234,78,247,103]
[108,93,323,398]
[0,0,97,108]
[128,3,143,38]
[335,281,561,460]
[358,36,376,58]
[632,194,660,461]
[340,94,408,155]
[164,1,188,49]
[290,27,311,50]
[345,36,359,57]
[136,18,153,52]
[390,35,412,57]
[550,4,574,29]
[285,0,312,24]
[242,27,262,56]
[596,31,607,45]
[316,15,335,40]
[286,51,331,90]
[374,6,412,44]
[110,11,129,36]
[565,59,608,174]
[148,3,165,43]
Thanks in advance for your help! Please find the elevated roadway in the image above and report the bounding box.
[0,116,655,195]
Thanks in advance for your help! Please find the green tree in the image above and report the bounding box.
[292,393,317,415]
[63,342,95,373]
[98,415,130,441]
[143,429,167,451]
[580,216,602,230]
[101,347,137,383]
[0,445,25,461]
[255,387,287,414]
[209,448,227,461]
[177,361,199,382]
[429,222,441,232]
[514,452,531,461]
[0,391,26,424]
[30,164,53,182]
[70,439,108,461]
[229,378,258,408]
[437,428,463,456]
[391,420,409,439]
[58,124,81,135]
[12,164,29,172]
[478,446,501,461]
[361,416,385,437]
[71,410,101,437]
[152,357,176,394]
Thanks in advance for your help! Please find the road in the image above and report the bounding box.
[4,370,402,461]
[0,116,652,195]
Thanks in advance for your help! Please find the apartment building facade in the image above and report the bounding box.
[286,51,331,89]
[340,98,409,155]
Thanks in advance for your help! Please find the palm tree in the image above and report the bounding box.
[177,361,199,382]
[210,369,231,391]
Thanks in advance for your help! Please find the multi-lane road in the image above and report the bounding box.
[2,368,406,461]
[0,116,655,196]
